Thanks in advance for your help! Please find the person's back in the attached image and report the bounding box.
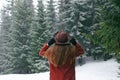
[39,30,84,80]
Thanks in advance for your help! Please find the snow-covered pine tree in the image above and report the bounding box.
[0,6,12,74]
[46,0,57,33]
[0,0,15,74]
[87,0,109,60]
[79,0,104,60]
[69,0,109,60]
[93,0,120,62]
[57,0,74,31]
[28,0,49,73]
[10,0,34,74]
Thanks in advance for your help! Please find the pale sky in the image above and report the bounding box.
[0,0,38,9]
[0,0,58,10]
[0,0,7,9]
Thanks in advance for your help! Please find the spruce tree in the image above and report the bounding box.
[46,0,57,33]
[0,7,12,74]
[0,0,15,74]
[10,0,34,74]
[93,0,120,62]
[69,0,110,60]
[28,0,49,73]
[57,0,74,31]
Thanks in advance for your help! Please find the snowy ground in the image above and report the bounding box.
[0,59,119,80]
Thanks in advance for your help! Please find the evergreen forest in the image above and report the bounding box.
[0,0,120,74]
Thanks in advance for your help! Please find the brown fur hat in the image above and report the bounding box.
[55,30,69,43]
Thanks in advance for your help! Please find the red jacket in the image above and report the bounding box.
[39,43,84,80]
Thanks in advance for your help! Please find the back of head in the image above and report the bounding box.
[46,30,76,67]
[54,30,69,43]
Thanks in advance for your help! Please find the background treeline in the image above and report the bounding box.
[0,0,119,74]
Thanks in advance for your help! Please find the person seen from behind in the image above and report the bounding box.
[39,30,84,80]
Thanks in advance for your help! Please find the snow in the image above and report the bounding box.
[0,59,119,80]
[76,59,119,80]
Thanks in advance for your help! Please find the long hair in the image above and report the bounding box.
[46,44,76,67]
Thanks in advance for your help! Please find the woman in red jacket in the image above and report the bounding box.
[39,30,84,80]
